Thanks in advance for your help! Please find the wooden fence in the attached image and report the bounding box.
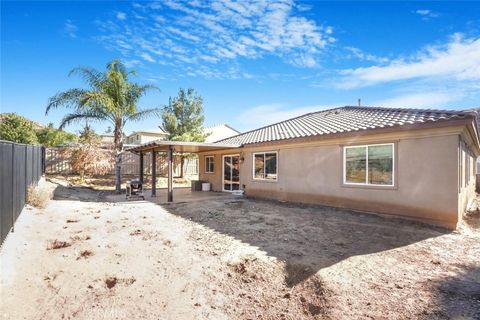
[45,147,198,177]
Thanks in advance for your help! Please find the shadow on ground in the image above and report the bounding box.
[161,197,449,287]
[52,184,108,202]
[50,181,451,289]
[428,264,480,319]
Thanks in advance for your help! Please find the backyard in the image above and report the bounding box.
[1,179,479,320]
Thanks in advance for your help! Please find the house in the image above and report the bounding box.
[127,124,239,145]
[100,132,114,145]
[204,124,240,143]
[195,106,479,229]
[126,129,169,145]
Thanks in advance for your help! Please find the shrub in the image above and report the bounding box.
[0,113,38,144]
[27,183,53,208]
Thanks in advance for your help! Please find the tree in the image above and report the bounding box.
[161,88,207,177]
[62,125,112,182]
[0,113,38,144]
[162,88,207,142]
[36,123,77,147]
[46,60,160,193]
[78,123,99,145]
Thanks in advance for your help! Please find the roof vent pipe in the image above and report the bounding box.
[358,98,361,107]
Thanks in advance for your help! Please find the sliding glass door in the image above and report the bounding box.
[223,155,240,192]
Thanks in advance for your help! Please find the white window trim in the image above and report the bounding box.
[343,143,395,187]
[252,151,278,181]
[205,155,215,173]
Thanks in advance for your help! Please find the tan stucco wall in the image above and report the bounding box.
[199,125,477,229]
[457,131,478,221]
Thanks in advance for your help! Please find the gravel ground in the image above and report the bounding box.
[1,181,479,319]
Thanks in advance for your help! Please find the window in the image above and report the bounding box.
[205,156,214,173]
[253,152,278,180]
[344,143,394,186]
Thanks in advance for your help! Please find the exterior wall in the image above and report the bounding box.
[200,126,467,228]
[140,134,167,144]
[457,129,478,221]
[127,133,168,145]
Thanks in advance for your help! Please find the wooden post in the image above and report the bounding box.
[168,146,173,202]
[139,152,144,183]
[151,150,156,197]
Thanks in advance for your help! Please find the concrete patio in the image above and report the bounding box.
[105,187,239,204]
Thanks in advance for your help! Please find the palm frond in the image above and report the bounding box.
[107,59,128,79]
[46,89,86,115]
[59,109,110,129]
[125,84,160,112]
[125,107,162,124]
[69,67,104,90]
[80,92,116,112]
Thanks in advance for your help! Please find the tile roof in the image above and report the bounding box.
[217,106,474,145]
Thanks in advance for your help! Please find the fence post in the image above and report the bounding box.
[11,144,15,233]
[24,145,28,202]
[139,152,144,182]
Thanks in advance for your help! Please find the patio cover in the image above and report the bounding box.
[127,140,241,154]
[126,140,241,202]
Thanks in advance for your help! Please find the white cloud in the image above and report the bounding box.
[140,52,155,63]
[124,59,142,68]
[63,19,78,38]
[116,12,127,20]
[97,0,334,78]
[296,3,312,12]
[416,9,430,15]
[414,9,439,20]
[344,46,389,64]
[373,91,461,109]
[337,34,480,89]
[236,104,332,130]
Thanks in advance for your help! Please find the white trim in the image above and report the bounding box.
[204,155,215,173]
[343,143,395,187]
[252,151,278,181]
[222,154,240,192]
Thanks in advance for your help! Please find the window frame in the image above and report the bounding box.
[204,155,215,174]
[252,151,278,181]
[343,143,395,187]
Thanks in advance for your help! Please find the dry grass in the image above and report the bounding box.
[46,239,71,250]
[77,250,93,260]
[27,182,53,208]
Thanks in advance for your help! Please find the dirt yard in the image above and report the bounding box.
[1,181,479,320]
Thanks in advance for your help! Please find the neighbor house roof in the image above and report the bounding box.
[127,129,168,137]
[217,106,476,145]
[204,124,241,143]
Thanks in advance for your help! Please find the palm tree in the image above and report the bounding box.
[46,60,160,193]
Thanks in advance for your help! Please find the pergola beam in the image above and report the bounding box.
[139,152,144,183]
[151,149,156,197]
[167,146,174,202]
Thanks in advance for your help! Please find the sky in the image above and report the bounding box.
[1,1,480,135]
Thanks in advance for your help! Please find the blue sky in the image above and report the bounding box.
[1,1,480,135]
